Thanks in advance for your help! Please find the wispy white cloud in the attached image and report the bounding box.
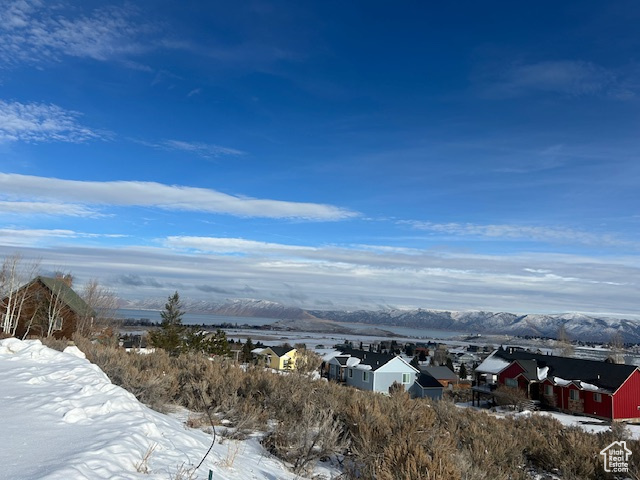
[0,1,152,66]
[165,236,316,254]
[0,228,125,247]
[0,173,358,220]
[161,140,245,158]
[483,60,635,99]
[0,100,101,143]
[0,201,101,217]
[402,221,637,249]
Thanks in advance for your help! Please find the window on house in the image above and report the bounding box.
[363,371,369,382]
[53,316,63,331]
[505,378,518,388]
[594,392,602,403]
[348,369,353,378]
[569,389,580,401]
[544,384,553,396]
[402,373,411,384]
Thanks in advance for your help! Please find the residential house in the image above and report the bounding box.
[409,373,444,400]
[335,348,419,394]
[420,366,459,389]
[326,354,350,382]
[257,346,297,370]
[1,276,93,340]
[473,347,640,421]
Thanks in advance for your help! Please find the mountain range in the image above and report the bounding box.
[119,298,640,343]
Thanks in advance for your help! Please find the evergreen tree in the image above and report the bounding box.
[459,363,468,380]
[242,337,255,363]
[184,328,231,356]
[445,357,455,373]
[149,291,185,356]
[205,329,231,356]
[409,356,420,370]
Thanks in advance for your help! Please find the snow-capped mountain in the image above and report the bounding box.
[120,297,640,342]
[307,308,640,343]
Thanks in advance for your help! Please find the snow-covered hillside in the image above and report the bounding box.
[310,308,640,342]
[0,338,335,480]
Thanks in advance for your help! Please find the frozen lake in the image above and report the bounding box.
[117,309,464,340]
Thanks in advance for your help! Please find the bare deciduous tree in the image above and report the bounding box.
[556,324,574,357]
[0,253,41,337]
[79,279,119,336]
[45,281,66,338]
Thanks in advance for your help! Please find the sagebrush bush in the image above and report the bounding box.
[71,335,640,480]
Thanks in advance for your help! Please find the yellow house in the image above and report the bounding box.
[259,346,297,370]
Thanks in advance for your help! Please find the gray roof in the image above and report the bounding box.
[420,366,458,381]
[415,373,445,389]
[36,276,94,318]
[338,347,399,371]
[330,355,350,366]
[267,346,296,357]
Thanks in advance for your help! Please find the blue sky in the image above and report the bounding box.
[1,1,639,316]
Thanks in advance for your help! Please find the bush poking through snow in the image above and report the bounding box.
[71,335,640,480]
[263,405,346,475]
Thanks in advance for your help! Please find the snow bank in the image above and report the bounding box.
[0,339,333,479]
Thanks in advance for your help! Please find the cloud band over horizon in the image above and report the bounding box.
[0,173,358,220]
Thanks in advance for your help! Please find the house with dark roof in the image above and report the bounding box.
[334,348,419,394]
[409,373,444,399]
[474,347,640,421]
[326,354,350,382]
[256,345,297,370]
[1,276,94,340]
[420,366,459,388]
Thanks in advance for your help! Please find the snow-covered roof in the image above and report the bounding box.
[346,357,361,368]
[552,376,572,387]
[321,350,342,362]
[536,366,549,381]
[354,364,372,371]
[577,381,600,391]
[475,351,511,374]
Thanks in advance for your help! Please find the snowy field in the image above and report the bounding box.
[0,338,339,480]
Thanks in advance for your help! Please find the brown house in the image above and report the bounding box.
[1,276,94,340]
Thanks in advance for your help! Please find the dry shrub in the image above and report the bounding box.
[70,335,632,480]
[494,385,529,411]
[222,400,268,439]
[41,336,70,352]
[514,414,604,480]
[432,400,526,479]
[185,413,214,430]
[341,391,460,479]
[294,347,322,375]
[263,404,346,475]
[73,334,179,411]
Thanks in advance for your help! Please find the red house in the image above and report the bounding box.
[473,348,640,422]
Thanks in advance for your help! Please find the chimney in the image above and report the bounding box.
[55,272,73,287]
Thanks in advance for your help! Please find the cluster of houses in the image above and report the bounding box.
[5,277,640,423]
[473,347,640,422]
[322,346,466,400]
